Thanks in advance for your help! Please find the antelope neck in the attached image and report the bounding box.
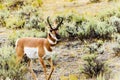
[47,32,57,45]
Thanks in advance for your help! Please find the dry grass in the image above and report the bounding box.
[41,0,120,17]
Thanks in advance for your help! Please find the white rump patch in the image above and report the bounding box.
[24,47,39,59]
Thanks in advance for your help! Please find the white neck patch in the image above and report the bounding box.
[49,32,58,41]
[48,38,57,45]
[48,32,57,45]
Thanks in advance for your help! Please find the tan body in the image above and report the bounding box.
[16,37,52,58]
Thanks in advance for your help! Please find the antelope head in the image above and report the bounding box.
[47,16,63,41]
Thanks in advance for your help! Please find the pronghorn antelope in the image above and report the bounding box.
[15,16,63,80]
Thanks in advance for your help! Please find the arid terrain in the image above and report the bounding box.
[0,0,120,80]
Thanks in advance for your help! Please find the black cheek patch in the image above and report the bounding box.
[56,34,61,39]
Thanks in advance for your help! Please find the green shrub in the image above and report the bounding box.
[5,15,25,29]
[0,45,27,80]
[63,13,87,39]
[95,21,116,39]
[0,10,9,27]
[59,25,68,38]
[62,14,116,39]
[80,54,109,78]
[24,14,45,30]
[110,16,120,33]
[88,41,103,54]
[1,4,45,30]
[79,18,97,38]
[18,5,44,30]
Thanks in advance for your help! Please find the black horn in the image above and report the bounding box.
[56,17,63,29]
[47,16,53,30]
